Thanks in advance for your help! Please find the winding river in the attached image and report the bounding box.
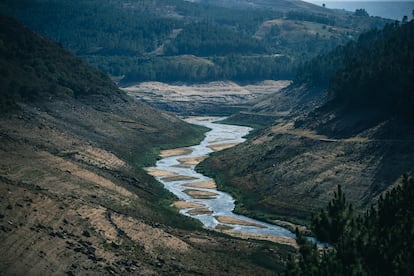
[146,117,295,240]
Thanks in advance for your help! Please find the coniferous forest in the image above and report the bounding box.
[286,176,414,275]
[295,20,414,118]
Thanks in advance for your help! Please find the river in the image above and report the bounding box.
[146,117,295,240]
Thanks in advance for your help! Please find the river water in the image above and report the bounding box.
[146,117,295,239]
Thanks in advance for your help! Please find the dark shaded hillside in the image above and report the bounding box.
[0,14,205,163]
[0,14,121,111]
[329,21,414,117]
[199,20,414,225]
[0,0,388,83]
[236,20,414,127]
[288,177,414,275]
[295,20,414,137]
[0,15,298,275]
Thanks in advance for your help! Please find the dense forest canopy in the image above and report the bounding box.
[287,176,414,275]
[0,0,388,83]
[295,19,414,118]
[0,14,119,111]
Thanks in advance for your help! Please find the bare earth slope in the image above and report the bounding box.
[124,80,291,115]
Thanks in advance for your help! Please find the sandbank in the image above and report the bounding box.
[177,156,206,166]
[159,148,193,157]
[221,230,298,248]
[145,168,177,177]
[187,208,213,215]
[161,175,199,182]
[183,180,216,189]
[215,216,266,228]
[183,189,218,199]
[173,201,204,209]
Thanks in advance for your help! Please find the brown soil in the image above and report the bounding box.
[161,175,199,182]
[177,156,206,166]
[208,143,239,151]
[183,180,217,189]
[172,201,205,209]
[186,208,213,215]
[215,216,266,228]
[183,189,218,199]
[220,230,298,248]
[160,148,193,157]
[145,168,178,177]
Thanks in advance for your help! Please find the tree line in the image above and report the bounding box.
[286,175,414,275]
[295,19,414,118]
[119,55,296,84]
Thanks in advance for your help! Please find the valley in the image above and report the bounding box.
[146,117,297,246]
[1,0,413,274]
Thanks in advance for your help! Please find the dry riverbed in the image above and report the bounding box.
[123,80,291,114]
[146,117,297,246]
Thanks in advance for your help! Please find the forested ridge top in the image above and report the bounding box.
[0,14,120,111]
[0,0,389,83]
[293,19,414,136]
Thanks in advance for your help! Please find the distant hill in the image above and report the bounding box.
[0,0,389,83]
[199,20,414,226]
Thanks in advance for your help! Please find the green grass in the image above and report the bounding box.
[197,155,311,228]
[131,124,208,168]
[220,112,280,130]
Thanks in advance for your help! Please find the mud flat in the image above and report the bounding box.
[183,189,219,199]
[215,216,266,228]
[208,143,239,151]
[124,81,291,114]
[160,148,193,157]
[173,201,205,209]
[183,180,217,189]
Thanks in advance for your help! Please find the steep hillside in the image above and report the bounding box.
[0,0,388,84]
[295,20,414,136]
[0,15,294,275]
[199,20,414,225]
